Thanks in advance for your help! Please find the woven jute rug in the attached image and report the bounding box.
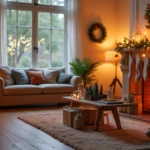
[18,109,150,150]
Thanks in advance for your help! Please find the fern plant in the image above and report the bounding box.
[69,57,100,87]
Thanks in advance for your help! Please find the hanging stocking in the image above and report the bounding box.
[128,53,133,79]
[135,53,141,82]
[143,55,150,80]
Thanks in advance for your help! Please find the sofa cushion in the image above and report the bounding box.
[47,68,65,73]
[12,69,29,85]
[27,71,46,85]
[40,84,74,94]
[4,85,41,96]
[57,72,72,84]
[0,66,14,86]
[44,69,58,83]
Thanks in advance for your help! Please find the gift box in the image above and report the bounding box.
[78,106,97,125]
[63,107,80,127]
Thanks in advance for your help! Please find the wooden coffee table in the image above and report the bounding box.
[63,96,132,131]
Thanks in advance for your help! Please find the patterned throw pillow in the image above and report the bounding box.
[11,69,29,85]
[27,71,46,85]
[57,72,72,84]
[44,69,58,83]
[0,66,14,86]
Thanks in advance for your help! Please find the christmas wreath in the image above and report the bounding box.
[144,4,150,29]
[88,23,107,43]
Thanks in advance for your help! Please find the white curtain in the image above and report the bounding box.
[67,0,82,72]
[0,0,7,65]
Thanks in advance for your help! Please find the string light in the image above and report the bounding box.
[115,33,150,52]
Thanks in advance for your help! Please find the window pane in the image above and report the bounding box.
[38,0,51,5]
[37,29,50,68]
[7,0,17,2]
[38,12,51,28]
[51,30,64,67]
[18,11,32,27]
[17,28,32,68]
[18,0,32,3]
[38,0,64,6]
[52,13,64,29]
[52,0,64,6]
[7,0,32,3]
[6,10,17,26]
[6,0,67,68]
[7,28,32,68]
[7,28,17,67]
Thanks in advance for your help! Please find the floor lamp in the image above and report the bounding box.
[105,51,122,95]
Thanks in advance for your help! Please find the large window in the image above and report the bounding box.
[6,0,67,68]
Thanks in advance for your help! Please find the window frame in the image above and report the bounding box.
[6,0,68,68]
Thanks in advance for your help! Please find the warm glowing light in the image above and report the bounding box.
[144,32,147,41]
[76,95,80,100]
[71,90,80,100]
[105,51,121,62]
[132,37,134,41]
[134,31,143,43]
[97,40,114,51]
[142,53,146,57]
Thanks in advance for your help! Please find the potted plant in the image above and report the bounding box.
[69,57,100,87]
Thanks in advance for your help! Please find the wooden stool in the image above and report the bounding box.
[101,113,109,125]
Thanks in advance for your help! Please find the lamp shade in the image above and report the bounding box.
[105,51,120,62]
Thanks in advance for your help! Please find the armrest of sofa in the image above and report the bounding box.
[0,77,4,100]
[69,76,82,90]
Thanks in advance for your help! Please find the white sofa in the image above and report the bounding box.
[0,66,82,106]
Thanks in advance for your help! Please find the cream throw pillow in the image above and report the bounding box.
[0,66,14,86]
[44,69,58,83]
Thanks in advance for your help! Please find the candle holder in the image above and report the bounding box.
[71,90,81,100]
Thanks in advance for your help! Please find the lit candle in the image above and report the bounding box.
[72,94,76,99]
[76,95,80,100]
[142,53,146,57]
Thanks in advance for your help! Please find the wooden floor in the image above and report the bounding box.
[1,106,150,150]
[0,106,74,150]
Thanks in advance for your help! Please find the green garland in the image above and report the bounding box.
[88,23,107,43]
[144,4,150,29]
[114,37,150,52]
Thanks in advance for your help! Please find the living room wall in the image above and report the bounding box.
[79,0,130,96]
[79,0,150,97]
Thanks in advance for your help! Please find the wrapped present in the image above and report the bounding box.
[78,106,97,125]
[63,106,80,127]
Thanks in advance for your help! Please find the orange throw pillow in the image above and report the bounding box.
[27,71,46,85]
